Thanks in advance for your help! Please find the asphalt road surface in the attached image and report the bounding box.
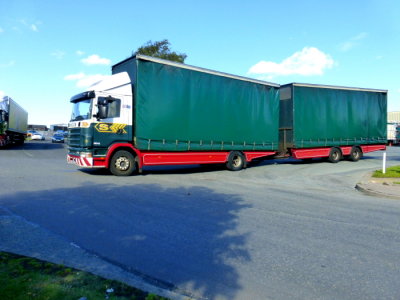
[1,141,400,300]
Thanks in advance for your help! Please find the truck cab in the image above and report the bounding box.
[67,72,133,167]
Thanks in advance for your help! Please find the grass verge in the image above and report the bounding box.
[0,251,168,300]
[372,165,400,178]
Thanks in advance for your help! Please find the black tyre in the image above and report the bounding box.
[348,146,362,162]
[302,158,313,163]
[109,150,137,176]
[226,151,246,171]
[328,147,342,163]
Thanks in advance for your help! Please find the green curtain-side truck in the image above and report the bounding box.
[67,55,386,175]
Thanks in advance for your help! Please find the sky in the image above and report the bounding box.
[0,0,399,126]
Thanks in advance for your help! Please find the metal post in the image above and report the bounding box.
[383,151,387,174]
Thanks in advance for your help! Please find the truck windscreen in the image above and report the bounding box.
[71,99,92,121]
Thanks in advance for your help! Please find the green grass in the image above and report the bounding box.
[372,165,400,178]
[0,252,169,300]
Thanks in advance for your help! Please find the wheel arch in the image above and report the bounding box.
[328,146,343,163]
[352,145,363,153]
[105,143,141,169]
[226,150,247,171]
[348,145,363,162]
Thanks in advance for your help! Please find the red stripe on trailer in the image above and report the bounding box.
[139,150,276,166]
[142,152,229,166]
[105,144,277,167]
[361,144,386,153]
[291,144,386,159]
[340,146,352,156]
[244,151,276,162]
[291,148,331,159]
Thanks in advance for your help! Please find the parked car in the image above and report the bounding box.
[30,132,45,141]
[52,133,64,143]
[27,130,36,137]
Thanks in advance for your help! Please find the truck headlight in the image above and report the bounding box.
[80,152,93,158]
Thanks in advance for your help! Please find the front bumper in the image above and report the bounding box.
[67,154,94,167]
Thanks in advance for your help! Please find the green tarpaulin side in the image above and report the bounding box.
[282,85,387,148]
[133,59,280,151]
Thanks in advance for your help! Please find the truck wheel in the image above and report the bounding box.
[328,147,342,163]
[110,150,137,176]
[226,151,246,171]
[349,146,362,162]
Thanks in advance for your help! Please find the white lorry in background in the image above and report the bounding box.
[387,122,400,145]
[0,96,28,147]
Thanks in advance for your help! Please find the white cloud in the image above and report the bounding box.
[81,54,111,66]
[64,72,109,88]
[51,50,66,59]
[339,32,368,52]
[64,73,85,80]
[76,50,85,56]
[0,90,5,98]
[248,47,334,78]
[0,60,16,68]
[17,19,40,32]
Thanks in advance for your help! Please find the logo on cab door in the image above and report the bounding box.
[94,123,127,134]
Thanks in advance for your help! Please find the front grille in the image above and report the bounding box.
[68,128,82,148]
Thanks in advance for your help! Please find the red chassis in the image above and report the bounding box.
[291,144,386,159]
[67,142,276,170]
[67,143,386,170]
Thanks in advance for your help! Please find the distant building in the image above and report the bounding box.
[50,124,68,132]
[28,124,48,131]
[388,111,400,123]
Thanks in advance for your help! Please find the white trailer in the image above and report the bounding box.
[0,96,28,147]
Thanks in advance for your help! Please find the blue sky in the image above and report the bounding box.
[1,0,399,126]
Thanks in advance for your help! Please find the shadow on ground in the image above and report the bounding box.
[0,183,251,299]
[1,141,65,151]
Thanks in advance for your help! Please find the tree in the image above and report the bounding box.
[133,39,187,63]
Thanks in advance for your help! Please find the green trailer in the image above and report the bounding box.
[112,55,280,152]
[279,83,387,161]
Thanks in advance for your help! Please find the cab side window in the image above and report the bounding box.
[98,97,121,119]
[107,98,121,118]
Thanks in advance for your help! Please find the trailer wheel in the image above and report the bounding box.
[226,151,246,171]
[328,147,342,163]
[349,146,363,162]
[110,150,137,176]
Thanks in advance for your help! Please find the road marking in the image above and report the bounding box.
[23,150,34,157]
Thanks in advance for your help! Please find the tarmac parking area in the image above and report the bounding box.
[1,142,400,300]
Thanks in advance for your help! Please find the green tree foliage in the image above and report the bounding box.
[133,39,187,63]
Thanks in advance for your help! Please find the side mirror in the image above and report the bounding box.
[98,97,109,106]
[96,96,116,120]
[97,104,108,120]
[0,111,8,122]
